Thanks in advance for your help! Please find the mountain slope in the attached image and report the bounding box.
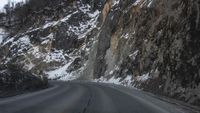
[0,0,101,95]
[0,0,100,80]
[0,0,200,106]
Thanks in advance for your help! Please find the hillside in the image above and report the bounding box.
[0,0,200,106]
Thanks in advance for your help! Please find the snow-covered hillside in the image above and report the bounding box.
[0,0,100,81]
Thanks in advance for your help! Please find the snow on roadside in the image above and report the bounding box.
[45,57,80,81]
[93,72,151,88]
[136,73,150,82]
[59,72,78,81]
[46,62,72,80]
[94,75,134,87]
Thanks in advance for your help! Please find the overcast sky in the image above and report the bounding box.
[0,0,24,10]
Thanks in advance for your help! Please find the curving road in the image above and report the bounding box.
[0,81,192,113]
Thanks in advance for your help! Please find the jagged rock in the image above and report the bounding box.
[67,57,83,72]
[85,0,200,106]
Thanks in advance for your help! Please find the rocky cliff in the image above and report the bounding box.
[82,0,200,106]
[0,0,200,106]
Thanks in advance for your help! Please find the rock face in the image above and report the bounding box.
[83,0,200,106]
[1,0,200,106]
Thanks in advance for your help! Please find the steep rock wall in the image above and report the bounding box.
[87,0,200,105]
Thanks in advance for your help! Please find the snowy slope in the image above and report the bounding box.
[0,1,100,81]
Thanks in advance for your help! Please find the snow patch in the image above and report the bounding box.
[69,10,100,39]
[121,33,129,39]
[26,10,79,31]
[46,59,79,81]
[95,76,121,85]
[28,46,41,59]
[43,21,59,29]
[44,50,66,63]
[61,11,79,22]
[18,36,31,44]
[24,62,35,70]
[94,75,133,87]
[129,50,139,60]
[108,76,121,84]
[133,0,153,7]
[136,73,150,82]
[112,0,120,7]
[133,0,142,6]
[109,70,114,75]
[10,35,31,56]
[41,33,54,45]
[3,37,14,46]
[46,62,72,79]
[147,0,153,7]
[121,75,133,86]
[10,35,30,48]
[79,4,90,14]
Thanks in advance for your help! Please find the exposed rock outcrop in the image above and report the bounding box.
[83,0,200,106]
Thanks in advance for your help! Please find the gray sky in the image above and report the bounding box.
[0,0,25,10]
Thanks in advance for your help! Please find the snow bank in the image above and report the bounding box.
[45,59,79,81]
[94,75,134,87]
[46,62,72,80]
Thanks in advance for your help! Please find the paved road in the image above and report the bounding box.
[0,81,192,113]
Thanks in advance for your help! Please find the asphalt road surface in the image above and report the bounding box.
[0,81,195,113]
